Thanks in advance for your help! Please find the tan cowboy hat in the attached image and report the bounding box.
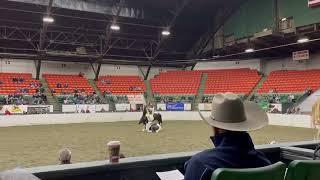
[199,93,268,131]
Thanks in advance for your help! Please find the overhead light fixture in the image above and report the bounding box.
[43,16,54,23]
[110,24,120,31]
[281,17,287,22]
[245,48,255,53]
[297,38,309,44]
[161,30,170,36]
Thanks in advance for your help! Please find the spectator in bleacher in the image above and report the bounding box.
[185,93,270,180]
[0,80,3,85]
[78,72,84,77]
[74,88,79,94]
[59,148,72,165]
[51,88,56,94]
[63,83,69,88]
[56,82,62,88]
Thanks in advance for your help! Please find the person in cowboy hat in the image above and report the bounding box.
[184,93,271,180]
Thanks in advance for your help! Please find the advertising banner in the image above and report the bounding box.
[157,103,166,111]
[76,104,96,113]
[95,104,109,112]
[309,0,320,7]
[127,95,145,104]
[166,103,184,111]
[184,103,192,111]
[198,103,212,111]
[115,104,131,111]
[0,105,27,114]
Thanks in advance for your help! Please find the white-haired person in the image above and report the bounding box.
[0,169,41,180]
[184,93,271,180]
[59,148,72,165]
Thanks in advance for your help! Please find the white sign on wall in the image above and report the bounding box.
[157,104,166,111]
[292,50,309,61]
[309,0,320,7]
[115,104,130,111]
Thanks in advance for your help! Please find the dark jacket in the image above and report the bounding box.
[184,132,271,180]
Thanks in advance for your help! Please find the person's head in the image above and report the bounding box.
[199,93,268,137]
[58,148,72,164]
[0,169,41,180]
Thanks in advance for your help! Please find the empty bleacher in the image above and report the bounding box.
[150,70,202,95]
[43,74,94,95]
[258,70,320,93]
[0,73,40,95]
[96,75,145,95]
[203,68,261,95]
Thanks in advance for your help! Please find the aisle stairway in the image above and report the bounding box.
[144,80,155,104]
[192,73,208,110]
[246,76,267,101]
[40,79,61,113]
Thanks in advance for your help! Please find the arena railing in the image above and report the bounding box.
[27,140,319,180]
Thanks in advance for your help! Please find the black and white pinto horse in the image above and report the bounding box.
[139,112,163,133]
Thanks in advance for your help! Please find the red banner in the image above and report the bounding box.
[309,0,320,7]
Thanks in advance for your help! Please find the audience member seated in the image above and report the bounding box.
[155,94,195,103]
[258,69,320,93]
[58,92,102,105]
[203,68,261,95]
[43,74,94,96]
[96,75,145,95]
[151,70,201,95]
[185,93,270,180]
[0,72,47,105]
[59,148,72,165]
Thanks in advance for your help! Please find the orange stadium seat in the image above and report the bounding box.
[96,75,145,95]
[43,74,94,95]
[203,68,261,95]
[0,73,40,95]
[150,70,202,95]
[257,70,320,93]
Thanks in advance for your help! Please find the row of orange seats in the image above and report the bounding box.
[43,74,93,95]
[258,70,320,93]
[96,75,145,95]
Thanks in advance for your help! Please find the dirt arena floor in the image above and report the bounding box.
[0,121,317,170]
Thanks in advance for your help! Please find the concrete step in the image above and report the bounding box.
[192,73,208,110]
[40,79,61,113]
[246,76,267,101]
[87,79,107,104]
[144,80,155,104]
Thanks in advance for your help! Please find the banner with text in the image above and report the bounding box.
[309,0,320,7]
[292,50,309,61]
[166,103,184,111]
[76,104,96,113]
[157,104,166,111]
[115,104,131,111]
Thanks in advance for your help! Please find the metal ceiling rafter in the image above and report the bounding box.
[188,0,247,59]
[36,0,54,80]
[150,0,191,64]
[102,0,124,57]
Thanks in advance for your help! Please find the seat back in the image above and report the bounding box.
[285,160,320,180]
[211,162,286,180]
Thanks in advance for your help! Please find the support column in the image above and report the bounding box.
[95,63,102,81]
[144,65,152,80]
[36,59,42,80]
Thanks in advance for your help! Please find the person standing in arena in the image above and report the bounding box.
[184,93,271,180]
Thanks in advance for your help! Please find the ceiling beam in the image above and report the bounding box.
[150,0,192,64]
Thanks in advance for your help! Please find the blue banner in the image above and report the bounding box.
[166,103,184,111]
